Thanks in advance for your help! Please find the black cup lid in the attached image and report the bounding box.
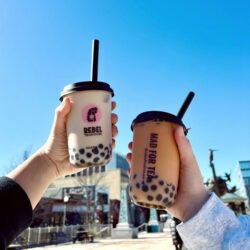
[60,81,114,101]
[131,111,186,131]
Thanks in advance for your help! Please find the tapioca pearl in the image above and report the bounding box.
[87,162,92,167]
[86,152,92,158]
[75,153,79,160]
[156,194,162,201]
[159,180,164,186]
[147,195,154,201]
[98,144,104,149]
[142,184,149,192]
[100,152,105,157]
[174,194,177,200]
[80,159,85,164]
[76,163,81,167]
[105,154,110,160]
[93,157,100,163]
[151,185,157,191]
[172,186,175,191]
[79,148,85,154]
[70,155,74,160]
[170,192,173,198]
[92,147,99,154]
[104,146,109,151]
[146,178,152,183]
[73,148,76,152]
[164,187,169,194]
[163,197,169,204]
[136,183,140,189]
[133,174,137,180]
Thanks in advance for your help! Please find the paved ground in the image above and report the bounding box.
[32,230,175,250]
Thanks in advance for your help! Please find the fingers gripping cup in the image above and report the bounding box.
[129,92,195,209]
[60,40,114,168]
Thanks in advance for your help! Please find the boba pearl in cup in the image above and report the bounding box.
[129,92,195,209]
[60,40,114,168]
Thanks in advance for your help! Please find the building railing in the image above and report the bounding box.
[136,223,148,233]
[12,224,112,248]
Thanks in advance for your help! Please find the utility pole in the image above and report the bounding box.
[209,149,219,196]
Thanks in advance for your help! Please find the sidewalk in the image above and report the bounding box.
[32,230,175,250]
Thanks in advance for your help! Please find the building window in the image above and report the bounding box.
[242,169,250,176]
[244,177,250,186]
[82,169,87,176]
[95,166,100,173]
[89,167,93,176]
[101,165,106,172]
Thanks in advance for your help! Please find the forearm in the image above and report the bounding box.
[7,149,57,209]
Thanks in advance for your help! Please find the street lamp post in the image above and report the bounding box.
[62,195,69,228]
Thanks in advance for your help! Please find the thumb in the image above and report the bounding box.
[174,126,196,168]
[53,98,73,133]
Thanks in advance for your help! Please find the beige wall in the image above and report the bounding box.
[48,169,128,200]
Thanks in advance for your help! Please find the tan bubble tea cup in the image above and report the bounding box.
[129,112,186,209]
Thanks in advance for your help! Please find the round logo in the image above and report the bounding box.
[82,104,102,124]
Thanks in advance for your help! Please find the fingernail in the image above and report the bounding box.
[179,127,186,138]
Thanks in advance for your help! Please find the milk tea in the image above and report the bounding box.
[129,112,186,209]
[60,81,114,167]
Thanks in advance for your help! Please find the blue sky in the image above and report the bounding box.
[0,0,249,189]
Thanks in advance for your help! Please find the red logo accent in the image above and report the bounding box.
[82,104,102,124]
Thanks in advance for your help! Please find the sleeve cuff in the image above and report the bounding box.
[176,193,240,250]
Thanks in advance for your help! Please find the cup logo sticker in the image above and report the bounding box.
[82,104,102,124]
[87,107,98,122]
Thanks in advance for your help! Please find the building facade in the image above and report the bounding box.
[31,152,165,229]
[31,153,130,227]
[237,160,250,206]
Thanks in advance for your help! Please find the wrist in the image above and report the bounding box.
[180,190,210,222]
[38,147,60,180]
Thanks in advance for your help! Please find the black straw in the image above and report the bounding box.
[177,91,195,119]
[91,39,99,82]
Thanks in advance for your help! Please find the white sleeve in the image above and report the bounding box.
[176,193,250,250]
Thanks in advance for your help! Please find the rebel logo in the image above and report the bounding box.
[82,104,102,136]
[82,104,102,124]
[87,107,98,122]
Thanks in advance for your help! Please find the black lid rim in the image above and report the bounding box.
[60,81,114,101]
[131,111,186,130]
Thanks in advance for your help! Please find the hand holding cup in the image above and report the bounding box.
[127,127,209,221]
[43,98,118,178]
